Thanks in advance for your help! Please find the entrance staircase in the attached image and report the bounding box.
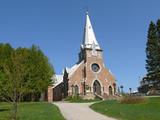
[81,92,121,100]
[81,92,95,100]
[94,93,103,100]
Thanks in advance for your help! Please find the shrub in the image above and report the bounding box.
[120,95,145,104]
[65,95,83,102]
[65,95,101,103]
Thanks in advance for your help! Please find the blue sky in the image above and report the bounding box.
[0,0,160,92]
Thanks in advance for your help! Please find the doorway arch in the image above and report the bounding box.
[93,80,101,95]
[109,86,113,95]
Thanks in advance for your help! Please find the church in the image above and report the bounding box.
[48,13,116,101]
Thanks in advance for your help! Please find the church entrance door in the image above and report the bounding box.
[93,80,101,95]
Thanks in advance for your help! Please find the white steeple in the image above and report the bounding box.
[81,13,101,50]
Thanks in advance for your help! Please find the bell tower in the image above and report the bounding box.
[78,13,110,96]
[79,13,103,63]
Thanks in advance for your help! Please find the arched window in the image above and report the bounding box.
[93,80,101,95]
[74,85,79,95]
[71,85,74,95]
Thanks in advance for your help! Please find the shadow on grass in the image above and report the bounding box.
[0,108,10,112]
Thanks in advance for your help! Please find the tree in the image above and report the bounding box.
[0,43,54,120]
[0,43,20,119]
[0,43,14,103]
[145,22,159,81]
[23,45,54,101]
[155,19,160,81]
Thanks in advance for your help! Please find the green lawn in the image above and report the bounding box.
[90,97,160,120]
[0,102,65,120]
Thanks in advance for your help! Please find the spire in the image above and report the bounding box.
[81,13,101,50]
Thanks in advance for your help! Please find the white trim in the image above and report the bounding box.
[108,83,113,87]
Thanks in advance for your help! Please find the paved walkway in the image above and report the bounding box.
[53,102,117,120]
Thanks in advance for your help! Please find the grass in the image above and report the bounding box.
[0,102,65,120]
[65,95,101,103]
[90,97,160,120]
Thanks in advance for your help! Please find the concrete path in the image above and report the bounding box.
[53,102,117,120]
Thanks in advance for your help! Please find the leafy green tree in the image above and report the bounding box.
[24,45,54,101]
[0,43,13,102]
[0,43,54,120]
[0,43,20,119]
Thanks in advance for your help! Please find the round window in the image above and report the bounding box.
[91,63,100,72]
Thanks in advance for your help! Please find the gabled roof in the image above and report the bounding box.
[51,75,63,88]
[65,60,84,78]
[81,13,101,50]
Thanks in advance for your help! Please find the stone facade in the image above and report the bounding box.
[64,48,116,99]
